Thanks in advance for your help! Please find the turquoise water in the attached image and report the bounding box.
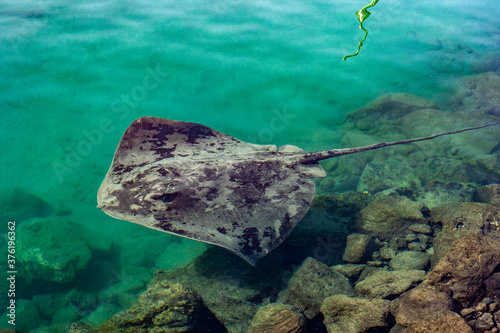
[1,0,500,331]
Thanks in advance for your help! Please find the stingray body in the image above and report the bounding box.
[97,117,499,265]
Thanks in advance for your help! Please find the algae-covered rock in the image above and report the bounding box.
[465,154,500,185]
[408,224,432,235]
[321,295,391,333]
[423,233,500,308]
[17,218,92,283]
[355,269,426,299]
[413,181,477,209]
[389,251,430,271]
[342,233,376,263]
[80,303,122,327]
[345,93,438,125]
[16,299,44,333]
[357,160,421,194]
[357,195,426,241]
[52,305,79,325]
[391,286,452,327]
[69,322,94,333]
[150,247,284,333]
[332,264,367,281]
[477,184,500,205]
[0,187,53,223]
[247,303,305,333]
[278,257,355,319]
[430,202,500,266]
[400,310,473,333]
[451,72,500,115]
[100,280,222,332]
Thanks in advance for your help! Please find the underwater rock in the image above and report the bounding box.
[451,72,500,116]
[391,285,452,327]
[69,322,94,333]
[423,233,500,308]
[408,224,432,235]
[31,324,69,333]
[389,251,430,271]
[80,303,122,327]
[465,154,500,185]
[100,280,221,332]
[407,242,426,252]
[344,93,439,127]
[485,272,500,296]
[430,202,500,266]
[149,248,285,333]
[247,303,306,333]
[356,266,384,284]
[388,237,408,252]
[400,310,473,333]
[475,312,495,331]
[285,192,373,266]
[0,187,53,223]
[16,299,44,333]
[357,159,421,194]
[98,276,146,306]
[413,181,478,209]
[17,217,92,283]
[318,176,336,194]
[354,269,426,299]
[332,264,367,282]
[310,192,373,220]
[320,294,391,333]
[342,233,376,263]
[477,184,500,205]
[277,257,355,319]
[32,293,67,323]
[357,195,427,241]
[52,305,79,325]
[119,234,174,268]
[379,246,396,260]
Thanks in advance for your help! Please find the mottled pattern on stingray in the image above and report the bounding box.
[97,117,326,265]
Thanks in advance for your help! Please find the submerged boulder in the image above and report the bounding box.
[277,257,355,319]
[149,247,286,333]
[100,280,223,332]
[413,181,477,209]
[247,303,306,333]
[423,233,500,307]
[451,72,500,116]
[356,195,427,241]
[357,159,421,194]
[391,285,452,327]
[321,295,391,333]
[0,187,53,223]
[389,251,430,271]
[477,184,500,205]
[342,233,376,263]
[430,202,500,266]
[17,218,92,283]
[344,93,439,126]
[354,269,426,299]
[400,310,473,333]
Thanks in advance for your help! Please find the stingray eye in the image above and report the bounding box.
[151,193,178,203]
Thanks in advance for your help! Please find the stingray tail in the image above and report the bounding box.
[300,122,500,164]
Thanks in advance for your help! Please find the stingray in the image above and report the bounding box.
[97,117,500,265]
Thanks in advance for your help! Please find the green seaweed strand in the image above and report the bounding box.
[343,0,379,61]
